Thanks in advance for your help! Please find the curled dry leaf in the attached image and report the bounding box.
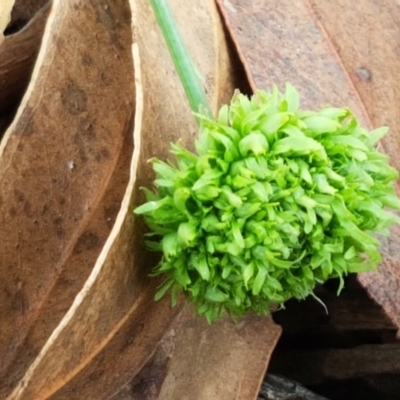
[0,0,135,396]
[120,1,280,398]
[4,0,279,399]
[9,0,50,32]
[217,0,400,331]
[0,2,51,117]
[0,0,15,41]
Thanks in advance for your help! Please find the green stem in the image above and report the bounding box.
[149,0,213,119]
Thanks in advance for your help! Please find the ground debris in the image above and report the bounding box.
[258,374,329,400]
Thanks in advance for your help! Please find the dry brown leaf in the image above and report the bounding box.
[0,0,135,396]
[216,0,400,331]
[0,3,50,116]
[155,311,279,400]
[113,306,281,400]
[4,0,276,399]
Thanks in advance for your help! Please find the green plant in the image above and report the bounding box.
[134,84,400,323]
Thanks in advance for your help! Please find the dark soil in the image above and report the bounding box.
[266,276,400,400]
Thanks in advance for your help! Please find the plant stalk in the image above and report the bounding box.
[149,0,213,119]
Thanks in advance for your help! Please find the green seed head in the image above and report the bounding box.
[135,84,400,323]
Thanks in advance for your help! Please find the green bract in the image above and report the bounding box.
[134,84,400,323]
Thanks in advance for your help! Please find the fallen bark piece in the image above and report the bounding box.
[259,374,330,400]
[0,0,135,396]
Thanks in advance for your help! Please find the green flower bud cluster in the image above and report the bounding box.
[134,84,400,323]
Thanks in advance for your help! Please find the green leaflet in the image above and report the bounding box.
[155,278,175,301]
[327,135,369,151]
[273,136,327,159]
[231,220,245,249]
[222,185,243,208]
[245,157,268,180]
[252,267,268,295]
[192,169,222,191]
[211,131,240,161]
[285,83,300,112]
[319,107,348,119]
[240,104,270,134]
[367,126,389,145]
[177,221,198,246]
[205,286,229,303]
[251,181,270,202]
[238,131,269,157]
[313,174,336,195]
[134,196,172,214]
[344,246,357,260]
[151,159,177,180]
[235,202,262,219]
[380,194,400,209]
[258,112,290,140]
[190,252,210,280]
[302,115,342,134]
[331,200,379,246]
[162,233,180,259]
[173,187,191,212]
[243,261,255,287]
[217,104,229,126]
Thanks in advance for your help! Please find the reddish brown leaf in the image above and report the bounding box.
[217,0,400,332]
[0,0,135,396]
[216,0,368,113]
